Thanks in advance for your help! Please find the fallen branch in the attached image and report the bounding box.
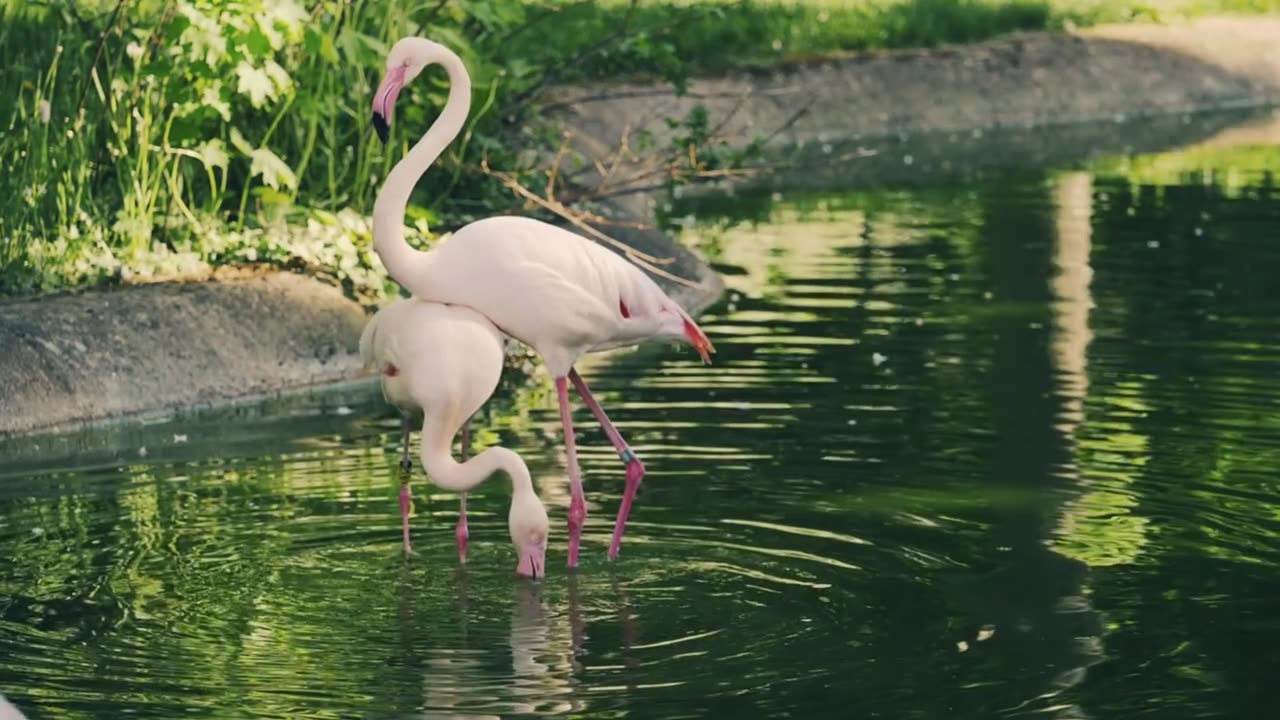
[479,158,715,291]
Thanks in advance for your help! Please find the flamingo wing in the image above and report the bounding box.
[505,259,619,349]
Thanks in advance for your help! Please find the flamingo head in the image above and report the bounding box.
[371,37,441,143]
[509,489,549,579]
[655,305,716,365]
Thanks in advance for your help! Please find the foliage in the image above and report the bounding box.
[1,0,434,295]
[1,0,1279,296]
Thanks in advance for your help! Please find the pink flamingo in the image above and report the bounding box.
[360,298,549,577]
[369,37,715,567]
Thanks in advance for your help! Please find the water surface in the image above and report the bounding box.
[3,115,1280,718]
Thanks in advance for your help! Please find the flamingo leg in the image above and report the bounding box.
[569,369,644,560]
[556,376,587,568]
[398,415,413,554]
[456,418,471,562]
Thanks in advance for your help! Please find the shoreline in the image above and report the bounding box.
[4,16,1279,441]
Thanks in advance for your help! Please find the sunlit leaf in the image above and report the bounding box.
[202,83,232,121]
[266,0,309,36]
[195,139,229,170]
[250,147,297,191]
[253,186,293,206]
[228,127,254,156]
[264,60,293,96]
[234,61,276,107]
[177,1,226,66]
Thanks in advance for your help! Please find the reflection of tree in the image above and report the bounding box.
[0,431,655,715]
[571,175,1106,715]
[1062,170,1280,717]
[952,171,1101,714]
[1045,170,1151,575]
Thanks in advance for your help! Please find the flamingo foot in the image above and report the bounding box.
[398,483,413,555]
[455,517,469,564]
[608,453,645,560]
[567,496,586,569]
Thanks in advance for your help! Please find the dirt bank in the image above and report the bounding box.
[0,272,366,437]
[0,236,723,440]
[545,16,1280,188]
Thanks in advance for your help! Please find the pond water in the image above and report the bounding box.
[4,114,1280,718]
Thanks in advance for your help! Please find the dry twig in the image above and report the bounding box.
[479,158,716,291]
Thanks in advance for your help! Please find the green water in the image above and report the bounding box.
[4,120,1280,718]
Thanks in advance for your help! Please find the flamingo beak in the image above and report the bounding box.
[682,316,715,365]
[516,542,546,579]
[371,65,407,144]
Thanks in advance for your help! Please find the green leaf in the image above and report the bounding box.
[252,186,293,206]
[353,31,389,60]
[303,28,340,64]
[242,27,274,56]
[429,26,475,65]
[318,32,339,64]
[404,205,438,225]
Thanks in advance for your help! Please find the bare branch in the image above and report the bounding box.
[480,157,674,265]
[475,160,725,294]
[759,96,816,146]
[77,0,130,115]
[411,0,452,38]
[500,0,642,117]
[496,0,593,46]
[545,131,574,202]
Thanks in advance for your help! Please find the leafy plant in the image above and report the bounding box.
[3,0,1279,295]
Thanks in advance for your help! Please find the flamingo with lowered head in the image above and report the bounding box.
[360,298,549,577]
[369,37,715,568]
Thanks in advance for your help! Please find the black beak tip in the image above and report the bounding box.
[372,112,389,144]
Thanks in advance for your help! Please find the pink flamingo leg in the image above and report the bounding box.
[456,420,471,562]
[569,369,644,560]
[556,376,588,568]
[398,415,413,554]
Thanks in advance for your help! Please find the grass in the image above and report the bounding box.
[1,0,1278,297]
[547,0,1280,76]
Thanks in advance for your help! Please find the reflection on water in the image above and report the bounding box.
[4,122,1280,718]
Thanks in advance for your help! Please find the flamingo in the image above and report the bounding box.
[359,298,549,577]
[0,694,28,720]
[369,37,715,568]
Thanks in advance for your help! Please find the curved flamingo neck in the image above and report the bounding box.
[372,47,472,292]
[419,408,535,499]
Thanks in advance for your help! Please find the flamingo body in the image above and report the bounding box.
[360,298,548,576]
[360,298,503,418]
[408,215,712,377]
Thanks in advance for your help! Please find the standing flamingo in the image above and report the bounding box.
[360,298,549,576]
[0,693,29,720]
[369,37,715,567]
